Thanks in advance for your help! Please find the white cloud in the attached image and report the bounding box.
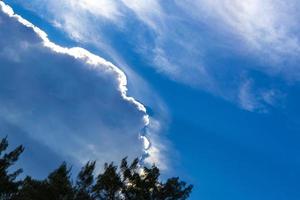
[74,0,121,20]
[237,78,284,112]
[121,0,164,31]
[6,0,211,88]
[8,0,295,113]
[178,0,300,64]
[238,79,261,112]
[9,0,122,43]
[0,1,165,173]
[142,117,168,170]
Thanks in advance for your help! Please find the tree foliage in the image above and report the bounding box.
[0,137,24,200]
[0,138,193,200]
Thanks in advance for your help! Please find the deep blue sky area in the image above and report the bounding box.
[2,1,300,200]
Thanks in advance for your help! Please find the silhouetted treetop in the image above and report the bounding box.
[0,137,193,200]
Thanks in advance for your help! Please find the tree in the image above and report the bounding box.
[158,177,193,200]
[75,161,96,200]
[119,158,193,200]
[93,163,123,200]
[0,137,193,200]
[0,137,24,199]
[15,176,49,200]
[120,158,159,199]
[46,162,75,200]
[16,163,75,200]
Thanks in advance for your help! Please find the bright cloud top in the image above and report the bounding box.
[0,1,166,174]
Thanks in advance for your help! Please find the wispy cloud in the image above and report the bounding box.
[237,78,285,112]
[8,0,298,112]
[120,0,164,31]
[179,0,300,64]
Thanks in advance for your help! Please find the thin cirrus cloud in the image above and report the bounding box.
[237,79,282,113]
[120,0,164,31]
[0,1,168,176]
[7,0,300,112]
[179,0,300,64]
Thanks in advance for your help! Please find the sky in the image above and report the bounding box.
[1,0,300,199]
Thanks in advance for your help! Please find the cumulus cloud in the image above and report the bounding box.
[0,1,166,175]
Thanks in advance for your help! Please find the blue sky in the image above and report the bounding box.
[1,0,300,199]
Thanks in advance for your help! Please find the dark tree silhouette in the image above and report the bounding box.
[0,137,193,200]
[47,162,75,200]
[0,137,24,200]
[119,158,193,200]
[16,163,75,200]
[93,163,123,200]
[75,161,96,200]
[16,177,50,200]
